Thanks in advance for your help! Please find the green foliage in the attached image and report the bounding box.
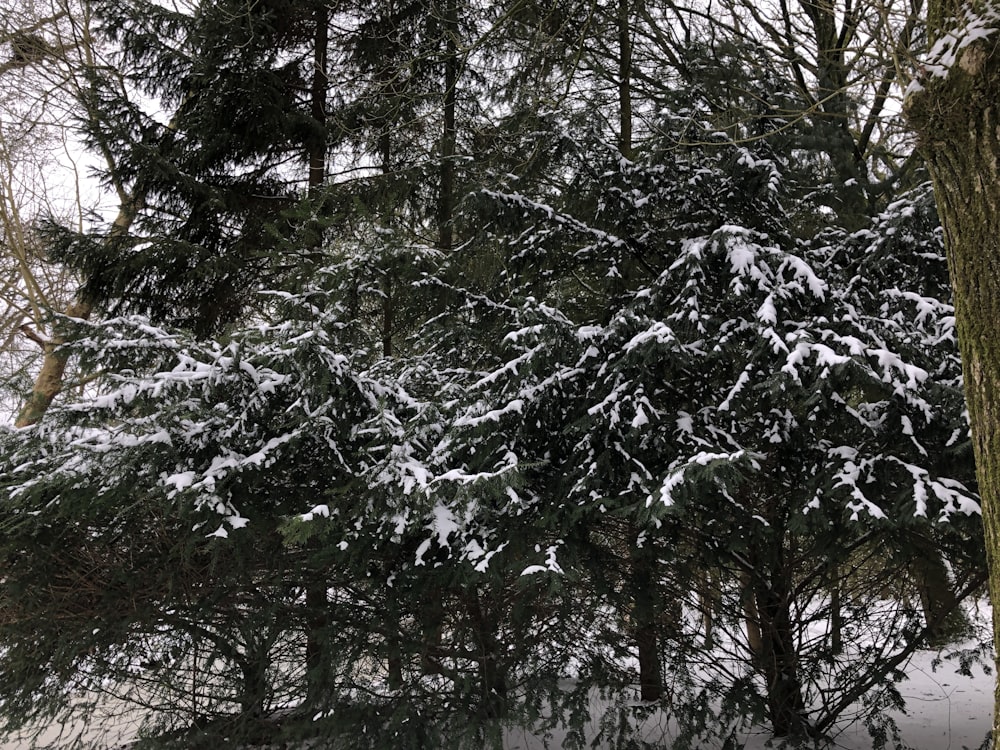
[0,1,984,749]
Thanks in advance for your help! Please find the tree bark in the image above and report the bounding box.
[755,575,807,738]
[697,567,720,649]
[908,532,969,645]
[304,581,329,707]
[15,193,141,427]
[437,0,458,252]
[15,299,92,428]
[629,531,663,702]
[829,563,843,656]
[745,602,765,662]
[304,7,331,709]
[906,10,1000,743]
[746,517,809,738]
[798,0,867,222]
[308,5,329,192]
[467,592,507,718]
[617,0,633,158]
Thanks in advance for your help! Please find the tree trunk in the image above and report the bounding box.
[15,299,92,427]
[630,532,663,702]
[419,591,446,675]
[905,10,1000,743]
[437,0,458,252]
[697,567,720,649]
[617,0,633,158]
[16,193,141,427]
[829,563,843,656]
[304,582,328,707]
[303,8,331,709]
[802,0,861,178]
[740,570,764,663]
[379,132,395,360]
[467,592,506,718]
[754,572,808,738]
[908,533,969,645]
[386,585,404,690]
[308,6,329,192]
[746,519,808,738]
[240,649,270,719]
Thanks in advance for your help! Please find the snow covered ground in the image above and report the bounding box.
[0,639,993,749]
[499,643,993,750]
[864,653,991,750]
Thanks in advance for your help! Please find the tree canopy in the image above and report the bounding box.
[0,1,987,748]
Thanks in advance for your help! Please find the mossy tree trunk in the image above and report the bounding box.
[906,8,1000,742]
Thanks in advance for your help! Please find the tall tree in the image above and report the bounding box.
[0,0,110,427]
[905,1,1000,743]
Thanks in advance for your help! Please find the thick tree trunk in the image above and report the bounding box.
[304,582,328,707]
[801,0,866,211]
[906,16,1000,744]
[240,649,270,719]
[747,521,808,738]
[419,592,446,675]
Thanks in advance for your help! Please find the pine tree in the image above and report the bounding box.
[51,0,341,334]
[442,79,980,742]
[0,1,987,748]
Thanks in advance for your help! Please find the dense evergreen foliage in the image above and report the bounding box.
[0,1,985,748]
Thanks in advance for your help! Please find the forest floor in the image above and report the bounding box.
[0,620,993,749]
[498,642,993,749]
